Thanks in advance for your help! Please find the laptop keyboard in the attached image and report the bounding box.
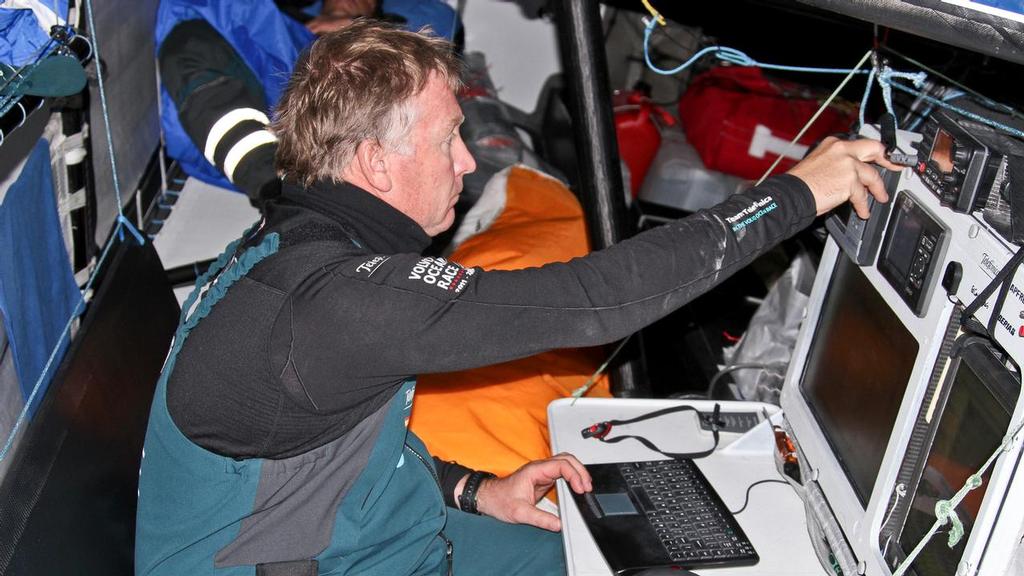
[619,459,757,564]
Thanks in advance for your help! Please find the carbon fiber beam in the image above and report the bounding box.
[554,0,648,397]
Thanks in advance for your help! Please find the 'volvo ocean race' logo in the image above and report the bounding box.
[408,257,475,293]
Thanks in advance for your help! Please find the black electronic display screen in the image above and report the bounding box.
[883,205,924,285]
[930,129,955,174]
[877,192,946,317]
[801,255,919,505]
[898,343,1019,575]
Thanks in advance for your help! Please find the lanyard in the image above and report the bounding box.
[581,404,723,460]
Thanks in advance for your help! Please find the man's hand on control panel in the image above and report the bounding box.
[788,136,904,219]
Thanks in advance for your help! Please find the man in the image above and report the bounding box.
[136,21,899,576]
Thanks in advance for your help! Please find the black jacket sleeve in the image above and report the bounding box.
[158,19,280,202]
[275,175,816,414]
[433,458,475,508]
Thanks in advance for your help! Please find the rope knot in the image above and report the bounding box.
[935,498,967,547]
[877,67,929,89]
[716,47,755,67]
[640,0,666,26]
[116,214,145,245]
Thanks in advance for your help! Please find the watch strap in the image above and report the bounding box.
[457,471,495,515]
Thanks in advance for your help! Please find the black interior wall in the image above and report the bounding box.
[0,240,178,576]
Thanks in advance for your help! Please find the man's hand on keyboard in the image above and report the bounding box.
[475,452,593,532]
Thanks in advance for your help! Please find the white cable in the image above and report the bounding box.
[153,63,169,195]
[881,482,907,530]
[880,482,908,558]
[755,50,874,186]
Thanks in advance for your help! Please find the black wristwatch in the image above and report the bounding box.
[458,471,495,515]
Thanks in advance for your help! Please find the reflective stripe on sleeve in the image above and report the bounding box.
[223,130,278,183]
[204,107,271,165]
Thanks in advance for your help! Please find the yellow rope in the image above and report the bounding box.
[640,0,666,26]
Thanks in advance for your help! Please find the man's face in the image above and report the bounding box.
[385,72,476,237]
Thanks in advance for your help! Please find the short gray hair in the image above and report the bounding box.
[272,20,462,186]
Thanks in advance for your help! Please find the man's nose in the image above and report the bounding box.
[456,138,476,176]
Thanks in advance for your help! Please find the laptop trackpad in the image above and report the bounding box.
[593,492,640,516]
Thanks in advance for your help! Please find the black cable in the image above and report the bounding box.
[962,246,1024,332]
[729,479,790,515]
[582,404,723,461]
[706,362,786,399]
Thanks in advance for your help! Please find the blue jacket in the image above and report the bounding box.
[154,0,459,192]
[155,0,312,190]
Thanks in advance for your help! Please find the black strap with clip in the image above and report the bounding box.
[878,112,916,166]
[581,404,723,460]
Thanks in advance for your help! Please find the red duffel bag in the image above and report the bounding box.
[678,66,856,180]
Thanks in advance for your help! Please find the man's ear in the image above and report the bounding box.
[353,139,391,193]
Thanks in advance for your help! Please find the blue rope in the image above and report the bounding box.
[0,0,146,465]
[876,67,928,128]
[887,81,1024,140]
[858,65,877,130]
[906,89,963,132]
[82,0,143,245]
[643,16,1019,140]
[642,18,870,77]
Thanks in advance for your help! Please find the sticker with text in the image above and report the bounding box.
[726,196,777,232]
[408,256,475,293]
[355,255,390,277]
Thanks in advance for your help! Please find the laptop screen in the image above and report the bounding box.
[799,254,920,505]
[897,341,1019,575]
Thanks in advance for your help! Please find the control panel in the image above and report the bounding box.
[878,192,950,317]
[826,124,913,266]
[912,111,1007,214]
[899,130,1024,362]
[826,168,898,266]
